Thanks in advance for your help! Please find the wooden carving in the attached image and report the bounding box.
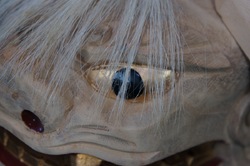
[0,0,249,165]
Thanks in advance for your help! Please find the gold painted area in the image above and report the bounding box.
[76,154,102,166]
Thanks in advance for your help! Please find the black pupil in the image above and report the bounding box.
[112,68,144,99]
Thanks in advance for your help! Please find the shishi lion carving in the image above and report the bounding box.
[0,0,249,165]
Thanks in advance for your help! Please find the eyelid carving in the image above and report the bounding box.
[84,63,177,102]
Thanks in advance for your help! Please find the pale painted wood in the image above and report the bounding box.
[0,1,249,165]
[215,0,250,61]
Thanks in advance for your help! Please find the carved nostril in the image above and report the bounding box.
[21,110,44,133]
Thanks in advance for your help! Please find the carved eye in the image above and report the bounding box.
[85,63,175,102]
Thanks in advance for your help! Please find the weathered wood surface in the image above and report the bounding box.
[0,0,249,165]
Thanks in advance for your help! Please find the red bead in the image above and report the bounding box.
[21,110,44,133]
